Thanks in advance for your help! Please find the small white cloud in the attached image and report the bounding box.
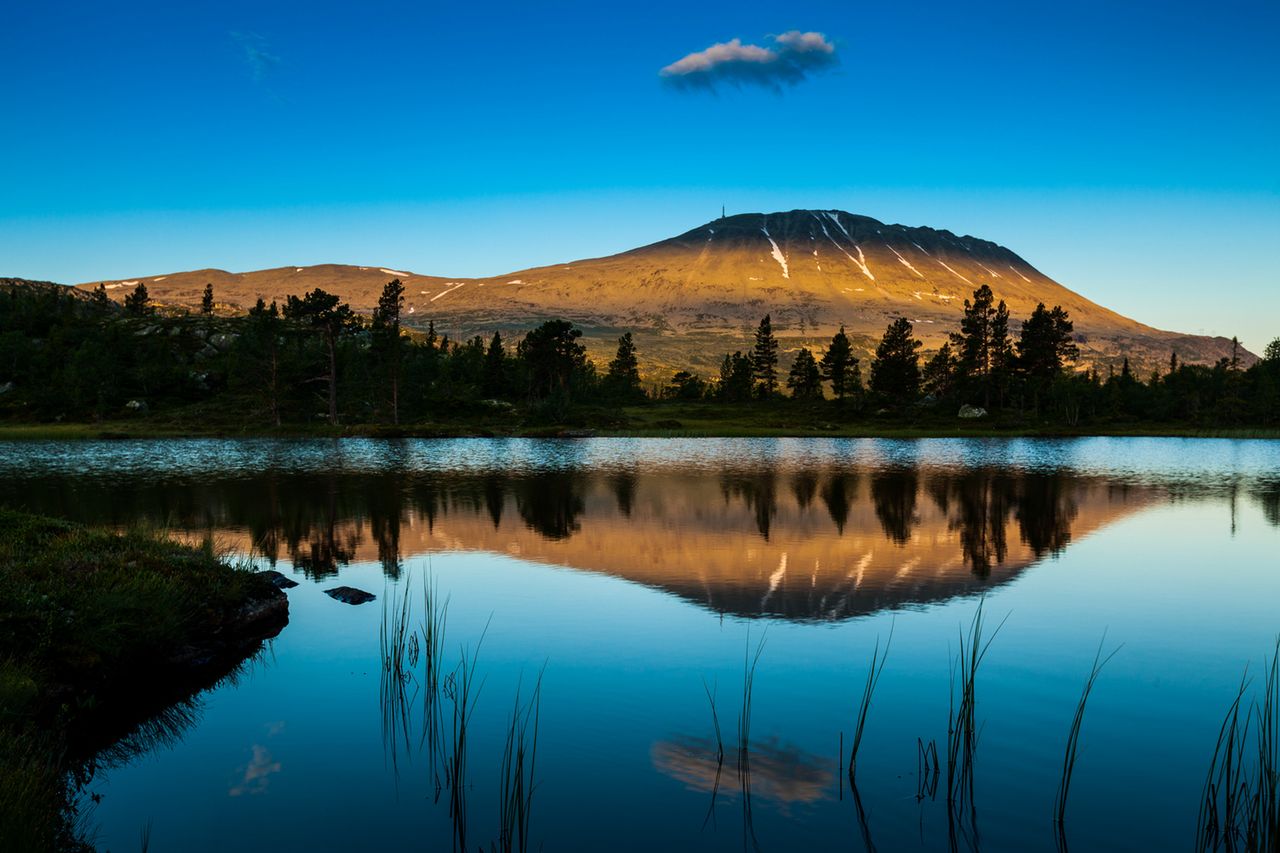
[660,31,837,92]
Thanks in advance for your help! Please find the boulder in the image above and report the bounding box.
[324,586,376,605]
[0,381,14,396]
[124,399,149,413]
[260,570,299,590]
[958,404,988,419]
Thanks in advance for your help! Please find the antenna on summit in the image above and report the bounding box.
[721,205,725,220]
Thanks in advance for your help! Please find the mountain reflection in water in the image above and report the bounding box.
[0,459,1172,622]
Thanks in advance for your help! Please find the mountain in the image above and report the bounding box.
[73,210,1247,376]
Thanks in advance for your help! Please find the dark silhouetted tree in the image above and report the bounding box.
[482,331,506,397]
[752,314,779,397]
[201,283,214,315]
[123,282,152,316]
[518,320,587,399]
[922,342,958,399]
[605,332,642,399]
[371,279,405,424]
[820,325,859,401]
[284,288,356,425]
[870,317,922,404]
[786,348,823,399]
[718,351,754,402]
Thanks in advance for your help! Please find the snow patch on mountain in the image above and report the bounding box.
[1008,264,1032,283]
[937,261,972,285]
[886,244,923,278]
[761,226,789,279]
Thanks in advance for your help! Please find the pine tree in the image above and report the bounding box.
[284,288,356,425]
[517,320,587,399]
[1169,351,1179,376]
[371,279,405,424]
[752,314,779,397]
[91,282,110,308]
[950,284,1012,408]
[922,342,957,399]
[786,348,823,399]
[123,282,151,316]
[718,351,754,402]
[1016,302,1079,412]
[605,332,641,399]
[200,283,214,315]
[820,325,859,400]
[482,331,506,397]
[244,298,283,426]
[870,318,922,404]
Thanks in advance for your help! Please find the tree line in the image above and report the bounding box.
[1,278,1277,428]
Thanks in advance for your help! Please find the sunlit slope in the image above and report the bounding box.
[76,210,1246,373]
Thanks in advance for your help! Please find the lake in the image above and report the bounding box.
[3,437,1278,852]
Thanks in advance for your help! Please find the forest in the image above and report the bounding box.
[1,277,1278,433]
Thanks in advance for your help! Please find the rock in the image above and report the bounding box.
[0,381,14,396]
[208,332,239,351]
[260,570,299,590]
[958,404,988,419]
[479,398,515,412]
[324,586,376,605]
[125,399,148,413]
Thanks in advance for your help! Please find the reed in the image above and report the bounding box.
[945,599,1007,806]
[495,670,544,853]
[420,572,451,777]
[445,621,489,852]
[379,578,417,767]
[848,622,893,785]
[736,631,767,776]
[1054,634,1120,826]
[1197,637,1280,852]
[703,678,724,765]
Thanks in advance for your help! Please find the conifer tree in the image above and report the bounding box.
[123,282,151,316]
[786,348,823,399]
[201,283,214,315]
[605,332,641,399]
[371,279,405,424]
[718,351,754,402]
[820,325,859,401]
[284,288,356,425]
[870,318,922,404]
[482,331,506,397]
[752,314,779,397]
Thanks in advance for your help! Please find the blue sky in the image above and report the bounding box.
[2,0,1277,349]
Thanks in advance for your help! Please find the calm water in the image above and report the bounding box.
[4,437,1279,852]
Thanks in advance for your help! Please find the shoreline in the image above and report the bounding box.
[1,422,1278,441]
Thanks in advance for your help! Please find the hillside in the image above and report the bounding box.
[72,210,1248,377]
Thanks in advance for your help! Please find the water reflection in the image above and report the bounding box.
[2,440,1277,623]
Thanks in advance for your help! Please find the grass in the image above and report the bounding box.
[1054,634,1120,827]
[494,670,543,853]
[4,403,1279,441]
[847,622,893,786]
[736,631,767,777]
[445,621,489,852]
[946,599,1008,807]
[379,578,419,771]
[0,508,284,851]
[1197,638,1280,852]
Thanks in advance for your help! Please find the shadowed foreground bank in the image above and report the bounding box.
[0,511,287,851]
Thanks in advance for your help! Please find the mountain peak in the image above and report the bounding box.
[75,211,1245,375]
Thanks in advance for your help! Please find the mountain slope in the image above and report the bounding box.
[74,210,1247,375]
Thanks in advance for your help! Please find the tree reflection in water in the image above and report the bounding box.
[0,459,1190,622]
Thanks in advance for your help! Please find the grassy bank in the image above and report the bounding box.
[0,511,287,851]
[2,402,1279,442]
